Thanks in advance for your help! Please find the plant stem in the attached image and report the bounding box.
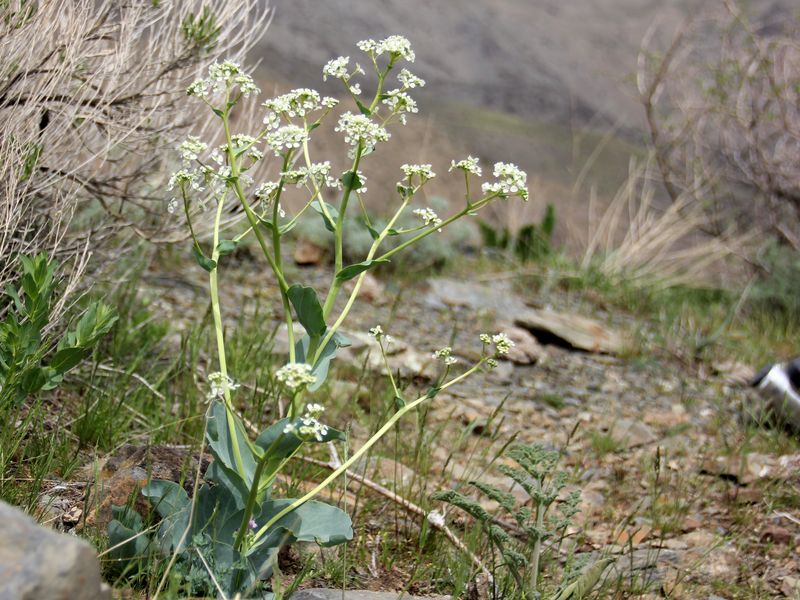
[209,194,247,479]
[314,195,411,365]
[530,489,546,596]
[252,361,484,545]
[221,112,296,363]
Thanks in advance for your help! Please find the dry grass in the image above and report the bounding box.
[0,0,270,315]
[577,156,754,290]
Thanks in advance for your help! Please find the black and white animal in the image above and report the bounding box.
[749,357,800,430]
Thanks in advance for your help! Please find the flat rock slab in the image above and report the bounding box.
[514,308,627,354]
[291,590,450,600]
[426,278,626,355]
[0,501,110,599]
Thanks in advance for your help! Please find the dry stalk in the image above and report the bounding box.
[1,0,270,319]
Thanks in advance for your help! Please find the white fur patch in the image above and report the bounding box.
[760,365,800,404]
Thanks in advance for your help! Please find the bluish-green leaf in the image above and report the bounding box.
[192,246,216,272]
[287,285,326,338]
[335,259,389,283]
[259,499,353,547]
[216,239,238,256]
[310,200,338,232]
[340,170,362,191]
[355,100,371,116]
[206,401,257,489]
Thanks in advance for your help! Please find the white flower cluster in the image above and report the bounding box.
[227,134,262,162]
[206,372,241,401]
[282,162,339,189]
[358,35,416,62]
[187,61,260,98]
[283,403,329,441]
[450,156,482,177]
[254,181,281,200]
[275,362,316,391]
[262,88,337,129]
[167,169,201,192]
[266,124,309,156]
[432,346,458,366]
[481,162,529,200]
[322,56,351,81]
[178,136,208,164]
[398,68,425,89]
[413,207,443,230]
[382,90,418,124]
[480,332,515,356]
[401,164,435,181]
[368,325,394,345]
[334,112,390,149]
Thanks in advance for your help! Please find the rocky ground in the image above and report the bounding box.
[34,256,800,598]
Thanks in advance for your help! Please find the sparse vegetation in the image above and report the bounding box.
[3,1,800,599]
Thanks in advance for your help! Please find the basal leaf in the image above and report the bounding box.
[287,285,326,338]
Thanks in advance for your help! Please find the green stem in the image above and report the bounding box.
[234,431,287,553]
[221,112,296,363]
[530,488,546,595]
[376,195,495,263]
[314,196,411,365]
[209,197,247,479]
[252,361,484,545]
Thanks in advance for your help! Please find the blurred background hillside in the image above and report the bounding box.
[253,0,797,250]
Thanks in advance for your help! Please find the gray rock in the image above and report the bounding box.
[291,589,450,600]
[0,501,110,600]
[515,308,627,354]
[606,418,657,449]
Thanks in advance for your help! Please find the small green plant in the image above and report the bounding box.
[479,203,555,262]
[0,253,117,408]
[181,6,221,52]
[431,443,611,599]
[110,35,528,596]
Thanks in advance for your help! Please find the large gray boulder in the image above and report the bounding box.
[0,501,110,600]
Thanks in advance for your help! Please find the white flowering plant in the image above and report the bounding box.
[110,36,528,596]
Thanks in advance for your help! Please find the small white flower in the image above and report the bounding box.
[432,346,454,362]
[349,83,362,96]
[356,39,378,53]
[234,73,260,97]
[376,35,415,62]
[413,208,443,230]
[255,181,280,199]
[206,61,256,95]
[486,358,499,369]
[275,363,317,391]
[398,68,425,89]
[323,56,350,80]
[206,372,240,401]
[167,198,179,214]
[322,96,339,109]
[178,136,208,164]
[283,422,297,434]
[263,88,325,129]
[481,162,528,200]
[382,89,418,124]
[369,325,384,339]
[187,78,209,98]
[491,333,515,356]
[167,169,201,191]
[450,156,482,177]
[334,112,390,149]
[266,125,308,155]
[305,403,325,418]
[401,164,435,181]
